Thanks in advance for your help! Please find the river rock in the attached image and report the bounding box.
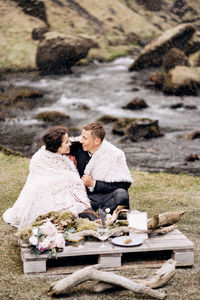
[162,48,187,70]
[123,97,148,110]
[35,111,70,124]
[129,23,195,71]
[162,66,200,95]
[112,118,163,142]
[185,153,199,162]
[36,33,98,75]
[149,70,165,88]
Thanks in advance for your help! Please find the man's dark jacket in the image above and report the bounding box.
[70,141,131,195]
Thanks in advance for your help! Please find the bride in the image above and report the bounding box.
[2,126,91,229]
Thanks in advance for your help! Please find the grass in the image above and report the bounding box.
[0,152,200,299]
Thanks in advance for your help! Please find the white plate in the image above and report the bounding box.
[111,235,144,247]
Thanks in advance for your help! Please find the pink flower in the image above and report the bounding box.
[38,242,49,252]
[40,220,58,236]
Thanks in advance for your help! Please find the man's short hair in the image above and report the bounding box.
[83,122,105,141]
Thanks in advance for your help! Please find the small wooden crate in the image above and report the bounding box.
[20,229,194,274]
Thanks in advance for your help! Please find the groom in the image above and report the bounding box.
[70,122,132,213]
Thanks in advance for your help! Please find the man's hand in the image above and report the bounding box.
[82,175,95,187]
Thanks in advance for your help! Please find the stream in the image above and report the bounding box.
[1,57,200,176]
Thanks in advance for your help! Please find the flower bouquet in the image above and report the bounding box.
[29,220,65,257]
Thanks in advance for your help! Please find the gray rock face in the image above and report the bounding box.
[36,35,98,75]
[129,24,195,71]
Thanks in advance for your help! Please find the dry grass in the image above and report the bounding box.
[0,152,200,299]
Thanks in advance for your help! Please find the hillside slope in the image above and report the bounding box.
[0,0,200,71]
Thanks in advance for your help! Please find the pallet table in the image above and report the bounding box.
[20,229,194,274]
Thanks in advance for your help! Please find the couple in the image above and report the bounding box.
[3,122,132,229]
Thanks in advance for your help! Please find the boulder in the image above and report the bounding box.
[11,0,49,26]
[32,27,49,41]
[162,48,187,70]
[123,97,148,110]
[35,111,70,124]
[129,23,195,71]
[162,66,200,95]
[188,50,200,67]
[98,115,118,124]
[36,33,98,75]
[149,70,165,88]
[112,118,163,142]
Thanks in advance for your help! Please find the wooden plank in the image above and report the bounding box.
[20,229,195,273]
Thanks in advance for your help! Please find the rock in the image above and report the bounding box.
[187,131,200,140]
[162,66,200,95]
[0,86,44,114]
[123,97,148,110]
[144,0,162,11]
[188,50,200,67]
[11,0,49,26]
[170,103,183,109]
[184,104,197,110]
[36,33,99,75]
[149,71,165,88]
[98,115,118,124]
[129,23,195,71]
[112,118,163,142]
[170,0,189,18]
[185,154,199,162]
[32,27,49,41]
[162,48,187,70]
[35,111,70,124]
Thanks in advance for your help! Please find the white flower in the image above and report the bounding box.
[29,235,38,246]
[106,213,112,220]
[105,208,110,214]
[32,227,39,236]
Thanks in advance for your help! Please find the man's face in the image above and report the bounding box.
[80,129,101,154]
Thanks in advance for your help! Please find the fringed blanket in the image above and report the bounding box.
[84,139,133,183]
[3,146,90,229]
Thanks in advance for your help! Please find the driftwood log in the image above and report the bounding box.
[48,264,167,299]
[93,259,176,292]
[148,211,185,230]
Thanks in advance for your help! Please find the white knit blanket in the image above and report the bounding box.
[84,139,133,183]
[3,146,90,229]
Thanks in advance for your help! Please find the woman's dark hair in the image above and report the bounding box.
[42,126,68,153]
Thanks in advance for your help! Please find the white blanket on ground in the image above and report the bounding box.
[3,146,90,229]
[84,139,133,183]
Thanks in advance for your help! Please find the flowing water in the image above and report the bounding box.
[1,57,200,175]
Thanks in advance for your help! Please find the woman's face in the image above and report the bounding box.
[57,133,71,154]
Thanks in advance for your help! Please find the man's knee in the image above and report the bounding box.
[113,188,129,207]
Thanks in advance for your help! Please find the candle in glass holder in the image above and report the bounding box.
[127,210,148,240]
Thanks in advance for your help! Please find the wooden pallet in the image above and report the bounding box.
[20,229,194,274]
